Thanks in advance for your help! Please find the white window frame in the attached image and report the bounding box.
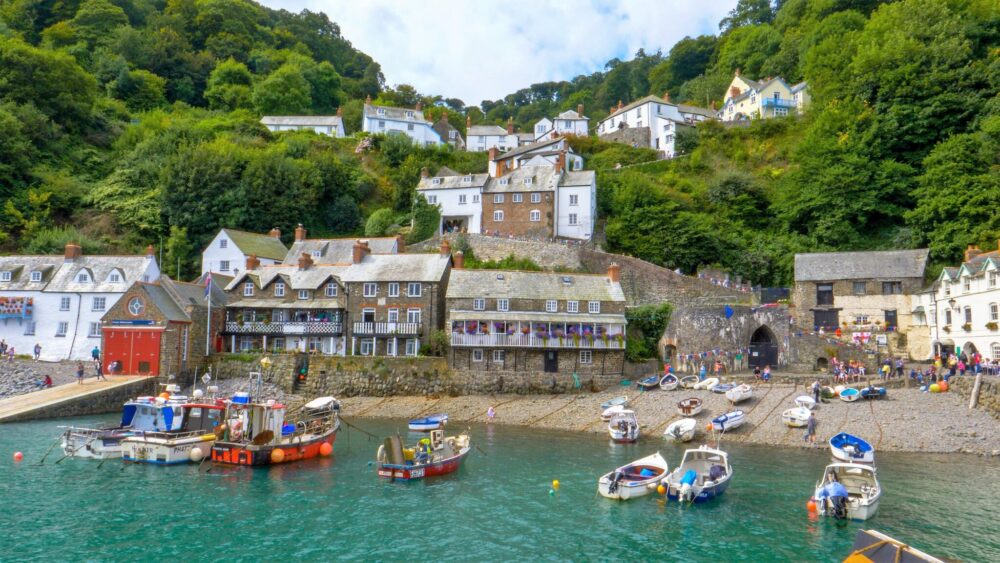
[407,282,422,297]
[360,339,374,356]
[531,193,541,203]
[427,195,437,204]
[30,271,42,282]
[274,282,285,297]
[492,349,505,363]
[219,239,227,249]
[588,301,601,314]
[567,300,579,313]
[92,297,106,311]
[407,308,421,324]
[458,194,467,205]
[56,321,68,337]
[989,271,998,287]
[990,302,998,322]
[298,289,310,300]
[220,260,230,272]
[60,297,71,311]
[88,322,101,337]
[405,338,417,356]
[497,299,509,312]
[493,210,504,222]
[523,178,533,186]
[363,283,377,297]
[473,298,485,311]
[580,350,593,364]
[243,282,254,297]
[546,300,557,313]
[325,283,337,297]
[512,193,523,203]
[76,272,90,283]
[472,349,484,362]
[472,194,480,203]
[494,194,504,204]
[568,213,578,225]
[24,321,35,336]
[388,308,399,323]
[108,271,122,283]
[530,210,541,222]
[569,194,578,206]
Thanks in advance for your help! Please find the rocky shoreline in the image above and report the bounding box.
[337,382,1000,457]
[0,360,83,398]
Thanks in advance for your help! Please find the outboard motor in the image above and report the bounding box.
[608,470,624,494]
[830,495,848,520]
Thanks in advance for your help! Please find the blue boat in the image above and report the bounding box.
[829,432,875,464]
[637,375,660,390]
[860,386,887,400]
[710,410,746,432]
[663,445,733,503]
[600,396,628,410]
[712,383,736,394]
[408,414,448,432]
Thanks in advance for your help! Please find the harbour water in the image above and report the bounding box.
[2,415,997,562]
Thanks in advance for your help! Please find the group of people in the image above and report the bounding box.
[76,347,106,384]
[752,365,772,382]
[0,339,16,361]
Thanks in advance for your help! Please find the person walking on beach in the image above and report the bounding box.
[33,343,41,361]
[812,380,821,403]
[76,362,85,384]
[486,406,496,423]
[699,363,707,381]
[805,412,817,446]
[94,362,106,381]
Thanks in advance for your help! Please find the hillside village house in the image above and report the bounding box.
[532,105,590,141]
[281,225,402,264]
[431,111,465,151]
[719,70,809,122]
[260,113,345,137]
[466,117,526,152]
[201,228,288,278]
[415,168,488,235]
[446,259,626,375]
[792,249,929,356]
[361,96,441,146]
[0,243,160,361]
[100,276,227,376]
[220,240,452,357]
[596,93,715,157]
[919,243,1000,361]
[487,136,584,177]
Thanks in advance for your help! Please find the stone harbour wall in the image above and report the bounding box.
[1,377,157,422]
[950,376,1000,419]
[598,127,652,149]
[412,233,584,271]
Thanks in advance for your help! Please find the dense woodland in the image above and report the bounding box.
[0,0,997,285]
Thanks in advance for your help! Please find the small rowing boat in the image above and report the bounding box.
[677,397,703,416]
[408,413,448,432]
[597,452,669,500]
[725,384,753,404]
[663,418,697,442]
[377,429,471,481]
[659,374,679,391]
[710,410,746,432]
[840,388,861,402]
[795,395,816,410]
[600,396,628,410]
[829,432,875,464]
[608,410,640,443]
[712,382,735,393]
[693,377,718,390]
[679,376,699,389]
[860,386,887,400]
[637,375,661,390]
[601,404,626,422]
[781,407,811,427]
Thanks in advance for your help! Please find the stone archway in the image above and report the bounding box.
[962,342,978,357]
[749,325,778,368]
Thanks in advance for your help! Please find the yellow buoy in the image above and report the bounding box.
[930,383,940,393]
[552,479,560,491]
[657,484,666,495]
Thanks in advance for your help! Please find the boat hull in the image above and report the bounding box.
[408,422,444,432]
[377,446,470,481]
[677,400,703,417]
[61,429,130,460]
[609,431,639,443]
[725,385,752,403]
[663,419,697,442]
[694,377,718,390]
[816,496,881,521]
[840,389,861,402]
[795,396,817,409]
[597,452,669,500]
[667,475,731,503]
[659,375,678,391]
[211,431,336,466]
[782,407,811,428]
[829,433,875,464]
[637,376,660,390]
[122,434,216,465]
[711,411,746,432]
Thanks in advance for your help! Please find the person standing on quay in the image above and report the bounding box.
[33,343,41,361]
[805,412,817,446]
[76,362,85,384]
[811,380,821,403]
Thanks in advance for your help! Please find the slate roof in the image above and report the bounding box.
[484,166,560,193]
[435,166,460,177]
[493,136,565,161]
[417,173,490,191]
[678,104,715,118]
[790,81,808,94]
[228,253,450,291]
[447,270,625,302]
[363,104,429,123]
[142,282,189,322]
[45,255,156,293]
[555,109,588,120]
[561,170,596,187]
[794,249,930,282]
[222,229,288,261]
[282,238,399,265]
[260,116,343,128]
[468,125,509,136]
[0,257,62,290]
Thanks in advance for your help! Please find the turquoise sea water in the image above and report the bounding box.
[1,414,998,562]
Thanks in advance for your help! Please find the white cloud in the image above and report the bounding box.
[257,0,735,106]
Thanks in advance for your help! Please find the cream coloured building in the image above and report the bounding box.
[719,70,809,122]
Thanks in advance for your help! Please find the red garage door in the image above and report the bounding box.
[102,328,162,376]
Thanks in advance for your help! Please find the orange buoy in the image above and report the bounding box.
[806,499,817,512]
[939,380,949,392]
[657,484,666,495]
[13,451,23,462]
[319,442,333,457]
[270,448,285,463]
[705,423,714,432]
[159,392,170,399]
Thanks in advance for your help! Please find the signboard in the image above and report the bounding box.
[112,319,155,326]
[852,332,872,344]
[876,335,888,345]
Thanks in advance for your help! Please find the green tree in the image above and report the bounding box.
[0,38,97,129]
[108,68,167,111]
[408,194,440,243]
[364,207,395,237]
[204,57,254,111]
[252,64,311,114]
[164,225,193,279]
[303,61,342,113]
[68,0,129,46]
[719,0,774,32]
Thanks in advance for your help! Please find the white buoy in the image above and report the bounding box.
[192,389,204,399]
[190,447,204,462]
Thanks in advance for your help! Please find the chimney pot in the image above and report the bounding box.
[488,147,498,161]
[441,110,449,122]
[268,227,281,239]
[965,244,983,262]
[735,68,741,77]
[294,224,306,242]
[440,239,451,256]
[415,101,422,111]
[421,167,429,178]
[365,94,372,104]
[608,262,621,283]
[145,244,154,257]
[577,104,584,116]
[246,254,260,271]
[617,100,623,110]
[352,240,369,264]
[395,234,405,253]
[466,115,471,128]
[663,91,671,103]
[336,107,342,117]
[507,116,514,135]
[453,250,464,270]
[64,242,82,261]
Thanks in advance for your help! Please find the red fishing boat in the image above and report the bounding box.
[211,395,340,466]
[376,429,471,481]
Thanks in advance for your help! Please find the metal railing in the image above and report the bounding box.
[352,322,421,335]
[450,332,625,349]
[761,98,796,109]
[224,321,344,335]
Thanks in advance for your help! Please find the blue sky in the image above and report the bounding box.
[257,0,736,104]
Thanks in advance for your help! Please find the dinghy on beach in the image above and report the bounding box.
[694,377,718,390]
[659,374,679,391]
[829,432,875,464]
[794,395,816,410]
[597,452,669,500]
[711,410,746,432]
[840,388,861,402]
[637,375,661,390]
[663,418,697,442]
[860,386,887,400]
[712,383,735,393]
[601,404,626,422]
[725,384,753,404]
[679,376,699,389]
[781,407,811,427]
[408,414,448,432]
[601,396,628,411]
[677,397,703,416]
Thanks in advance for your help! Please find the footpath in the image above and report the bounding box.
[0,376,155,423]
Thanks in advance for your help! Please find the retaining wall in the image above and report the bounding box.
[0,377,156,422]
[950,376,1000,419]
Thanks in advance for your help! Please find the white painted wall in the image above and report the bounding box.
[201,231,280,277]
[264,123,344,137]
[363,116,442,146]
[420,186,483,234]
[555,182,595,240]
[928,264,1000,360]
[468,133,518,152]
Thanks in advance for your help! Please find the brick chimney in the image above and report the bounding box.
[617,100,623,110]
[421,166,429,178]
[730,86,741,99]
[64,242,82,262]
[608,262,620,283]
[268,227,281,239]
[294,223,306,242]
[507,117,514,135]
[453,250,464,269]
[415,101,422,111]
[663,91,671,103]
[965,244,982,262]
[365,94,372,104]
[245,254,260,271]
[440,110,449,123]
[298,252,313,270]
[555,149,566,173]
[440,239,451,256]
[352,240,369,264]
[466,115,471,129]
[395,234,406,253]
[488,147,498,162]
[336,107,342,117]
[145,244,154,258]
[710,101,717,111]
[577,103,584,116]
[609,106,615,115]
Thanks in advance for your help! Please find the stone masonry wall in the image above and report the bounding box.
[2,377,157,422]
[411,233,584,271]
[599,126,652,149]
[950,376,1000,420]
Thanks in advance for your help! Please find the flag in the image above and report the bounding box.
[204,272,212,300]
[724,304,734,319]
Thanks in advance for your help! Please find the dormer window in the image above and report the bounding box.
[405,111,414,118]
[523,178,533,185]
[432,178,441,185]
[377,108,386,115]
[0,272,10,282]
[76,271,91,283]
[30,271,42,282]
[243,281,254,297]
[107,270,123,283]
[499,179,509,186]
[312,250,321,258]
[463,176,471,183]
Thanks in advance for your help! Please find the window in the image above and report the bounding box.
[92,297,106,311]
[774,108,788,117]
[298,289,310,300]
[531,193,541,203]
[573,160,582,170]
[499,178,509,186]
[513,193,523,203]
[493,349,505,363]
[407,123,414,131]
[854,315,869,325]
[243,282,254,297]
[882,281,903,295]
[88,322,100,337]
[853,282,867,295]
[325,283,337,297]
[56,322,68,337]
[407,283,421,297]
[816,284,834,306]
[546,300,557,312]
[494,194,504,204]
[497,299,509,312]
[523,178,533,185]
[589,301,600,314]
[458,194,467,204]
[407,308,421,324]
[60,297,71,311]
[536,124,545,134]
[580,350,593,364]
[405,111,413,118]
[493,210,504,222]
[965,307,973,324]
[990,271,998,287]
[569,195,578,206]
[378,120,386,128]
[76,272,90,283]
[311,250,321,258]
[472,349,484,362]
[405,339,417,356]
[360,339,374,356]
[220,260,230,272]
[363,283,377,297]
[568,213,578,225]
[463,176,472,183]
[219,239,227,249]
[963,278,971,293]
[108,271,122,283]
[636,107,642,118]
[530,210,541,222]
[388,308,399,323]
[389,282,400,297]
[30,271,42,282]
[24,321,35,336]
[944,282,951,296]
[566,300,579,313]
[432,178,441,185]
[427,195,437,204]
[377,108,386,115]
[990,302,998,322]
[945,309,952,325]
[473,298,485,311]
[993,343,1000,362]
[472,194,480,203]
[274,282,285,297]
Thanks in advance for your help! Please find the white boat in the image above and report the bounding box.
[597,452,669,500]
[679,376,699,389]
[408,413,448,432]
[829,433,875,464]
[840,388,861,402]
[61,395,188,460]
[781,407,811,428]
[693,377,718,390]
[121,401,226,465]
[662,445,733,503]
[659,374,679,391]
[710,410,746,432]
[725,384,753,404]
[600,396,628,410]
[813,463,882,521]
[601,404,626,422]
[677,397,703,416]
[794,395,816,410]
[663,418,697,442]
[608,410,640,443]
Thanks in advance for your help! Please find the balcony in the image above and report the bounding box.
[352,322,421,336]
[761,97,796,109]
[224,321,343,335]
[451,332,625,350]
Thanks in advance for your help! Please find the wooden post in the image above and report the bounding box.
[970,372,983,409]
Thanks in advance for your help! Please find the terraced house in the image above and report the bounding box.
[446,258,627,375]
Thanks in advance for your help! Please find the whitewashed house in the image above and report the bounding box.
[260,114,345,137]
[533,105,590,141]
[925,244,1000,362]
[201,228,288,278]
[596,93,715,157]
[487,136,583,177]
[361,97,442,146]
[415,167,487,235]
[554,170,597,240]
[0,243,160,361]
[718,70,809,122]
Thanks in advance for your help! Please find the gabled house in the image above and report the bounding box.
[596,93,714,157]
[532,105,590,141]
[361,96,442,146]
[281,224,402,264]
[922,243,1000,361]
[431,111,465,151]
[201,228,288,278]
[487,136,583,177]
[260,112,345,137]
[719,70,809,122]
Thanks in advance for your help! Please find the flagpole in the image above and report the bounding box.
[205,275,211,356]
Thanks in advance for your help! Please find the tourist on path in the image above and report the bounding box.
[811,380,821,403]
[33,343,41,360]
[76,362,85,384]
[699,363,707,381]
[94,362,106,381]
[805,412,817,446]
[753,366,761,381]
[895,357,904,378]
[91,346,101,364]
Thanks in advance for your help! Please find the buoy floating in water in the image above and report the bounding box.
[806,499,817,512]
[270,448,285,463]
[657,484,666,495]
[549,489,555,496]
[189,447,204,462]
[552,479,560,491]
[13,451,23,462]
